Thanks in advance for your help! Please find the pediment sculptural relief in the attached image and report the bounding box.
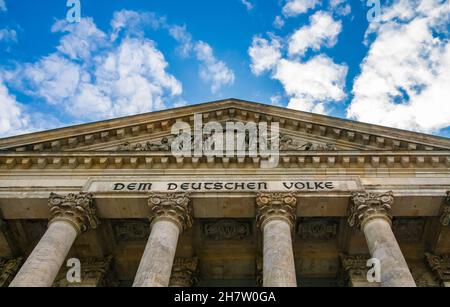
[117,133,337,152]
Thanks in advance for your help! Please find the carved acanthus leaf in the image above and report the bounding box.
[425,253,450,283]
[148,193,193,232]
[49,192,99,233]
[348,191,394,229]
[256,192,297,230]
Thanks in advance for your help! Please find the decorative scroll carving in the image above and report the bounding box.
[48,192,99,234]
[393,218,425,242]
[148,193,193,232]
[297,218,338,240]
[54,256,117,287]
[116,133,337,152]
[117,137,173,152]
[0,257,23,287]
[425,253,450,285]
[204,220,251,241]
[113,220,150,241]
[348,191,394,229]
[279,135,336,151]
[440,191,450,226]
[169,257,199,287]
[256,192,297,230]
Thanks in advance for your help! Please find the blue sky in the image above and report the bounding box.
[0,0,449,138]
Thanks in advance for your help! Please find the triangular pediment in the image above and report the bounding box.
[0,98,449,153]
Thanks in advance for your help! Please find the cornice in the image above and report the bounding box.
[0,151,448,170]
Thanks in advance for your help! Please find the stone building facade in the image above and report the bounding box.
[0,99,449,287]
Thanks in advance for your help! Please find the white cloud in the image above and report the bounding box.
[0,0,6,12]
[249,35,282,75]
[7,17,183,122]
[240,0,254,11]
[15,54,82,104]
[270,94,283,106]
[110,10,163,41]
[348,0,450,133]
[0,28,17,42]
[273,16,285,29]
[168,24,193,58]
[52,18,108,61]
[0,80,29,137]
[194,41,235,94]
[274,55,348,113]
[282,0,321,17]
[288,11,342,56]
[329,0,351,16]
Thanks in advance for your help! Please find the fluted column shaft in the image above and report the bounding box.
[349,191,416,287]
[10,193,98,287]
[133,193,193,287]
[256,193,297,287]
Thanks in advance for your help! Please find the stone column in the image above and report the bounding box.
[340,254,380,287]
[169,257,198,287]
[9,193,98,287]
[133,193,193,287]
[425,253,450,287]
[256,193,297,287]
[348,191,416,287]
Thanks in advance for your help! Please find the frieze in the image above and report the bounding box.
[84,178,362,193]
[297,218,339,240]
[113,220,150,241]
[116,133,338,152]
[393,218,425,242]
[204,220,251,241]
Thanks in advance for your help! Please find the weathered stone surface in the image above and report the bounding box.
[133,220,180,287]
[263,220,297,287]
[10,221,78,287]
[364,218,416,287]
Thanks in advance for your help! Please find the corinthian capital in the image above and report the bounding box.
[348,191,394,229]
[256,193,297,230]
[49,192,99,234]
[148,193,193,232]
[440,191,450,226]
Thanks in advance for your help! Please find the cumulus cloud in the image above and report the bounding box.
[248,9,347,115]
[249,35,282,75]
[0,28,17,43]
[0,80,29,137]
[348,0,450,133]
[329,0,351,16]
[0,0,6,12]
[51,18,108,60]
[275,55,348,113]
[282,0,321,17]
[288,11,342,56]
[110,10,163,41]
[6,17,182,122]
[195,41,235,94]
